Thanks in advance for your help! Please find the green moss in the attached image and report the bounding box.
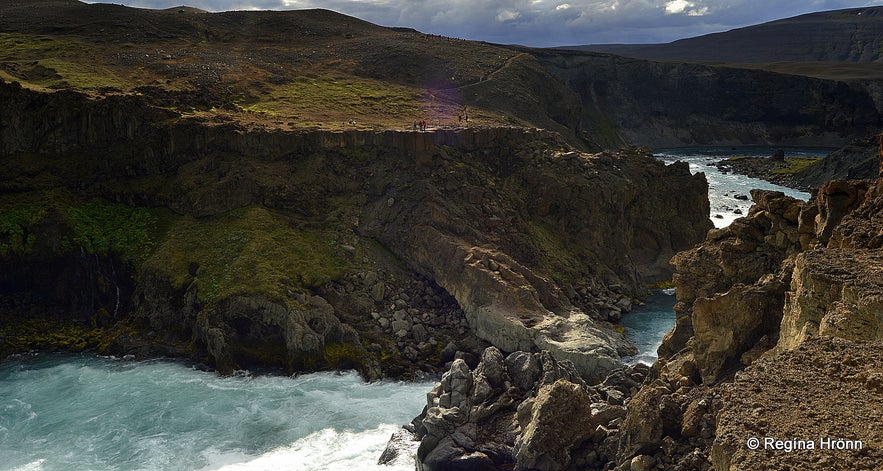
[0,315,106,355]
[367,237,408,269]
[0,195,158,264]
[526,220,595,283]
[236,340,288,366]
[0,205,46,256]
[145,206,350,304]
[771,156,823,175]
[648,279,675,290]
[63,199,157,264]
[323,342,367,370]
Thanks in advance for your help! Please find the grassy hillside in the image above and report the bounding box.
[0,0,586,141]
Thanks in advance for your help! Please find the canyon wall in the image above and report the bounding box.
[401,162,883,470]
[533,49,883,149]
[0,81,711,381]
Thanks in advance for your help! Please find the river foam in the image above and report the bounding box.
[654,147,815,228]
[2,147,826,470]
[0,354,430,471]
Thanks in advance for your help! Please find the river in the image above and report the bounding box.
[0,147,818,470]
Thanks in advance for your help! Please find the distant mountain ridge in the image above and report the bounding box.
[567,6,883,63]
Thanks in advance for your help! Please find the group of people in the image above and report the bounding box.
[415,120,428,131]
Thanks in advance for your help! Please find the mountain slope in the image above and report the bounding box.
[573,6,883,63]
[0,0,591,148]
[568,6,883,83]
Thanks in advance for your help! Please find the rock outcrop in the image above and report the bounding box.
[385,346,648,471]
[615,170,883,470]
[791,136,880,189]
[0,81,711,379]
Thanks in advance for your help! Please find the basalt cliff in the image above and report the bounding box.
[395,155,883,470]
[0,79,711,381]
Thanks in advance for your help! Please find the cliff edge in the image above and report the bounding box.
[0,81,711,381]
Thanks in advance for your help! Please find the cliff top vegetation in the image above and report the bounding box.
[0,0,562,133]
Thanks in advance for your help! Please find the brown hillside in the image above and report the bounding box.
[0,0,585,144]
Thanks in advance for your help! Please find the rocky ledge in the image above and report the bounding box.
[0,81,711,380]
[621,174,883,470]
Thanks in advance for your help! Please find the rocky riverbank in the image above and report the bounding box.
[713,153,822,191]
[713,136,879,191]
[394,153,883,469]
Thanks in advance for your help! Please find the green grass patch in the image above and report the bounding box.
[771,156,822,175]
[62,199,157,264]
[648,279,675,290]
[145,206,350,305]
[0,33,127,90]
[323,342,367,370]
[0,205,47,256]
[240,75,424,124]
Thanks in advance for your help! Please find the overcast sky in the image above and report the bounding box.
[85,0,883,47]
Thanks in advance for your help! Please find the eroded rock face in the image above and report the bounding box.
[361,142,710,381]
[776,248,883,351]
[391,346,649,471]
[618,175,883,470]
[660,189,802,364]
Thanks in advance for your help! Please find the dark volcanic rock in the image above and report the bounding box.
[535,50,881,148]
[792,135,880,189]
[387,346,649,471]
[0,81,711,379]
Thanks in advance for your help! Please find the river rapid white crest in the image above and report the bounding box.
[1,147,821,470]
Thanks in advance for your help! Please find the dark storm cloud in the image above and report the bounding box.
[83,0,883,46]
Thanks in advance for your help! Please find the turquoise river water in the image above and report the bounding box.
[0,147,819,470]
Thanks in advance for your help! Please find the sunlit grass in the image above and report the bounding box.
[0,33,128,90]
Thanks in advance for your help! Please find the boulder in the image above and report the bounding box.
[514,379,594,471]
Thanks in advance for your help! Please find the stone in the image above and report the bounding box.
[505,351,541,392]
[446,359,473,407]
[590,403,627,427]
[377,428,418,466]
[370,282,386,302]
[474,346,506,388]
[514,379,594,471]
[412,323,429,343]
[390,319,410,333]
[630,454,656,471]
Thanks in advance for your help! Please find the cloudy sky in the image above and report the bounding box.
[85,0,883,47]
